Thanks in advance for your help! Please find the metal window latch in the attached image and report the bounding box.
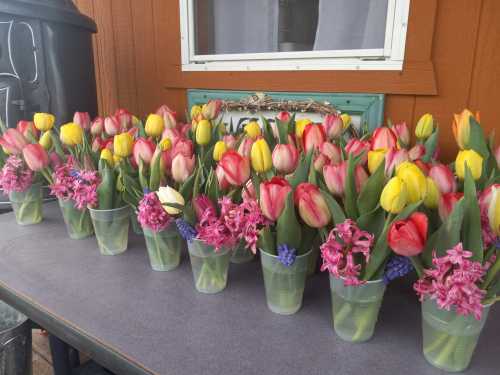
[11,99,26,110]
[360,57,387,61]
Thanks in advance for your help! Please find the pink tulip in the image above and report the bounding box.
[223,134,237,149]
[439,192,464,221]
[314,153,329,172]
[259,177,292,221]
[91,117,104,136]
[172,138,193,158]
[414,159,431,176]
[0,128,28,155]
[302,123,326,153]
[345,139,370,164]
[242,180,256,201]
[320,142,342,165]
[495,145,500,169]
[202,100,222,120]
[133,138,156,165]
[171,154,195,183]
[73,112,91,130]
[354,165,369,192]
[409,144,426,160]
[429,163,457,194]
[272,143,299,174]
[17,120,39,139]
[276,111,291,123]
[237,137,254,158]
[104,116,120,136]
[91,137,102,153]
[294,182,331,228]
[22,144,49,172]
[479,184,500,213]
[114,108,132,130]
[156,104,177,129]
[219,150,250,187]
[392,122,410,146]
[162,127,182,146]
[385,148,409,176]
[322,113,343,140]
[371,127,398,151]
[216,164,231,191]
[323,163,346,197]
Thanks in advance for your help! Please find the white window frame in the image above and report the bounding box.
[179,0,410,72]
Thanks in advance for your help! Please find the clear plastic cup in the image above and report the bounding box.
[230,241,255,264]
[130,213,143,235]
[89,206,130,255]
[9,183,43,225]
[143,224,185,271]
[58,198,94,239]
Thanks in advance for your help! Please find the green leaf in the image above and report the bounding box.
[179,173,196,202]
[275,118,289,145]
[462,166,483,261]
[299,226,317,255]
[357,206,385,239]
[251,172,261,200]
[468,116,490,160]
[422,128,439,163]
[138,159,149,191]
[357,160,385,215]
[97,164,115,210]
[276,191,302,251]
[258,227,276,255]
[344,154,359,219]
[149,153,161,191]
[320,190,346,225]
[207,168,220,203]
[287,150,313,189]
[261,116,277,149]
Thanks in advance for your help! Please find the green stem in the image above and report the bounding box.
[433,336,459,368]
[482,255,500,289]
[351,303,377,341]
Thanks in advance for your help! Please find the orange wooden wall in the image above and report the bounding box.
[74,0,500,160]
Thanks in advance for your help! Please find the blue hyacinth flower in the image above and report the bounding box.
[383,256,413,285]
[277,244,297,267]
[176,218,197,242]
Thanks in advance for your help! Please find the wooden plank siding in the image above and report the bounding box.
[74,0,499,160]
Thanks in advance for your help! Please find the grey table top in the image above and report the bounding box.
[0,202,498,375]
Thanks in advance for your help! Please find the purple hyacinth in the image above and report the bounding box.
[383,256,413,285]
[277,244,297,267]
[176,218,197,242]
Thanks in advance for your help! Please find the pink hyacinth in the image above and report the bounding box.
[414,243,489,320]
[0,155,33,194]
[51,160,75,200]
[196,207,234,251]
[320,219,375,286]
[137,192,172,232]
[71,170,100,210]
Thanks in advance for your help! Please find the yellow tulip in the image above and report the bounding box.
[367,149,387,174]
[39,131,53,150]
[455,149,483,180]
[295,118,312,138]
[341,113,351,129]
[488,187,500,235]
[250,139,272,173]
[157,186,184,215]
[396,161,428,203]
[159,138,172,151]
[415,113,434,140]
[213,140,227,161]
[380,176,408,214]
[423,177,440,209]
[100,148,114,167]
[113,132,134,158]
[60,122,83,146]
[34,113,55,131]
[244,121,261,139]
[452,109,479,149]
[113,154,123,165]
[190,105,203,120]
[196,119,212,146]
[145,114,164,137]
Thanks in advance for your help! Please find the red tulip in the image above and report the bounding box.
[156,104,177,129]
[294,182,331,228]
[0,128,28,155]
[272,143,299,174]
[104,116,120,136]
[114,108,132,130]
[371,127,397,151]
[302,123,326,153]
[439,192,464,221]
[385,148,409,176]
[73,112,91,130]
[17,120,39,139]
[237,137,254,158]
[414,159,430,176]
[322,113,343,140]
[388,212,428,256]
[133,138,156,165]
[429,163,457,194]
[345,139,370,164]
[259,177,292,221]
[216,164,231,191]
[219,150,250,187]
[276,111,291,123]
[22,144,49,172]
[409,144,426,161]
[91,117,104,136]
[171,154,195,183]
[392,122,410,146]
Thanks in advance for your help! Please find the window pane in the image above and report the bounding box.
[193,0,388,55]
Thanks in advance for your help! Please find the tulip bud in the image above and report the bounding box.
[368,149,387,174]
[272,143,299,174]
[39,131,53,150]
[91,117,104,136]
[157,186,185,215]
[345,138,370,164]
[415,113,434,140]
[222,134,237,149]
[113,154,123,165]
[396,162,428,203]
[392,122,410,146]
[73,112,91,130]
[100,148,114,167]
[452,109,479,149]
[428,163,456,194]
[295,118,312,139]
[408,144,426,161]
[381,177,408,214]
[322,113,343,140]
[251,139,272,173]
[34,113,55,132]
[104,116,121,136]
[156,105,177,129]
[455,149,483,180]
[133,138,155,165]
[60,122,83,146]
[371,127,397,151]
[294,182,331,228]
[171,154,195,183]
[424,177,440,209]
[323,162,346,197]
[17,120,39,139]
[487,186,500,235]
[320,142,341,165]
[414,159,431,176]
[219,150,250,186]
[195,119,212,146]
[242,180,256,201]
[302,123,326,153]
[159,138,172,152]
[113,132,134,158]
[388,212,428,256]
[190,105,202,120]
[259,177,292,221]
[438,192,463,221]
[145,114,165,138]
[92,137,102,153]
[237,137,254,158]
[244,121,261,139]
[341,113,351,129]
[213,140,228,161]
[0,128,28,155]
[385,148,409,176]
[201,100,222,120]
[216,164,230,191]
[22,144,49,172]
[276,111,291,123]
[115,108,132,130]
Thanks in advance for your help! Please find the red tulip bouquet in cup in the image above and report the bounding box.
[388,110,500,372]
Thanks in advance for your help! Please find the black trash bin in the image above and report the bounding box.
[0,0,98,129]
